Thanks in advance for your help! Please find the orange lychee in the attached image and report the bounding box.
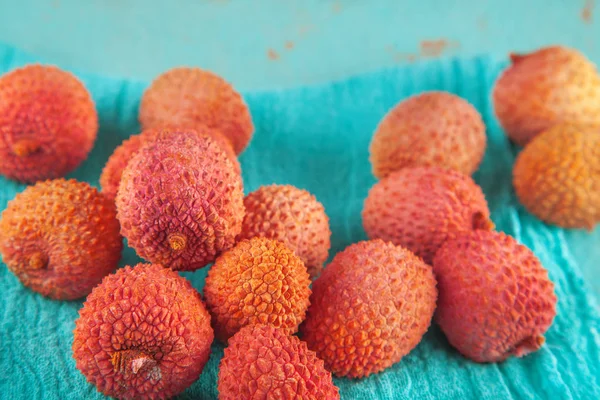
[72,263,214,399]
[513,124,600,230]
[116,131,244,271]
[238,184,331,278]
[370,91,486,179]
[493,46,600,145]
[100,127,240,201]
[218,325,340,399]
[362,166,493,264]
[204,237,311,342]
[139,67,254,154]
[301,239,437,378]
[0,65,97,182]
[0,179,122,300]
[433,230,557,362]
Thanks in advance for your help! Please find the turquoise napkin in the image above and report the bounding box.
[0,42,599,400]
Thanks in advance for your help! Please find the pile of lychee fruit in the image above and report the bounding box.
[0,44,597,399]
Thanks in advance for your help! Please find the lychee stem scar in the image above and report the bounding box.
[168,233,187,251]
[111,350,160,380]
[12,138,41,157]
[28,252,48,269]
[509,335,545,358]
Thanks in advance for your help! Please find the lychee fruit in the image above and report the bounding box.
[513,124,600,230]
[139,67,254,154]
[100,126,240,201]
[362,166,494,264]
[218,324,340,400]
[301,239,437,378]
[72,263,214,399]
[116,131,244,271]
[0,179,122,300]
[369,91,486,179]
[238,184,331,278]
[493,45,600,145]
[433,230,557,362]
[204,237,311,342]
[0,64,98,182]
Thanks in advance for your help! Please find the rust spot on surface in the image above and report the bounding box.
[387,39,460,64]
[393,53,417,63]
[267,48,280,60]
[298,24,316,37]
[285,41,295,50]
[332,1,342,13]
[582,0,594,24]
[420,39,459,57]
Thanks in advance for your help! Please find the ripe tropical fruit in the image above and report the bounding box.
[139,67,254,154]
[369,91,486,179]
[493,45,600,145]
[362,166,494,264]
[72,263,214,399]
[513,124,600,230]
[301,239,437,378]
[204,237,311,342]
[433,230,557,362]
[0,64,98,182]
[218,324,340,400]
[100,127,240,201]
[238,184,331,278]
[0,179,121,300]
[116,131,244,271]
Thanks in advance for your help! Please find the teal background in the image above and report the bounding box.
[0,1,599,399]
[0,0,598,90]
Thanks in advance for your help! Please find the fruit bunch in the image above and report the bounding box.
[493,46,600,230]
[3,44,590,398]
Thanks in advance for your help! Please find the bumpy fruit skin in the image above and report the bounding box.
[116,131,244,271]
[0,64,98,182]
[362,166,494,264]
[204,237,311,342]
[513,124,600,230]
[72,263,214,399]
[370,91,486,179]
[218,325,339,400]
[302,240,437,378]
[139,67,254,154]
[493,46,600,145]
[433,230,557,362]
[0,179,121,300]
[238,185,331,278]
[100,127,240,201]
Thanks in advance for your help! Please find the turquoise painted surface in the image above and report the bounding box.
[0,0,598,90]
[0,42,599,400]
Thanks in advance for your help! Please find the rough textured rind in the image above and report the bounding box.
[238,185,331,278]
[362,166,493,264]
[301,240,437,378]
[100,126,240,201]
[0,64,98,182]
[433,230,557,363]
[204,237,311,342]
[0,179,121,300]
[116,131,244,271]
[218,325,339,400]
[493,46,600,145]
[72,263,214,399]
[370,91,486,179]
[513,124,600,230]
[139,67,254,154]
